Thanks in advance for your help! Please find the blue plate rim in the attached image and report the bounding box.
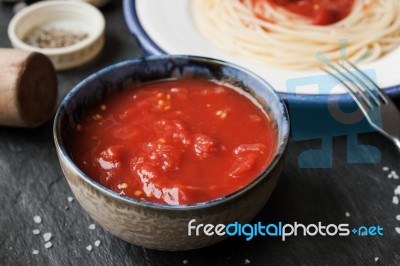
[122,0,400,106]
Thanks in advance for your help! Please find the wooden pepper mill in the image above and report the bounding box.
[0,48,57,128]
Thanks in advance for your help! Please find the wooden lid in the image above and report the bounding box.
[17,52,58,127]
[0,49,57,128]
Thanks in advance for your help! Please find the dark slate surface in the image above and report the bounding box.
[1,2,399,266]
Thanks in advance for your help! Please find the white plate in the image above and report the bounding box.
[130,0,400,95]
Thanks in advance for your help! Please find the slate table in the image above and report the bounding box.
[1,2,399,265]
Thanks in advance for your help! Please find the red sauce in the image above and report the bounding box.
[253,0,355,25]
[70,79,277,205]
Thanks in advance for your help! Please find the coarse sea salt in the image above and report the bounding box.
[32,229,40,235]
[396,215,400,221]
[44,242,52,249]
[345,212,350,217]
[94,240,101,247]
[32,250,39,255]
[395,227,400,235]
[43,232,52,242]
[393,196,399,205]
[382,166,389,171]
[374,257,379,262]
[391,170,399,179]
[245,258,251,264]
[33,215,42,224]
[88,224,96,230]
[86,245,93,251]
[395,186,400,195]
[67,196,74,203]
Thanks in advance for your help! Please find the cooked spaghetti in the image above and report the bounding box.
[193,0,400,69]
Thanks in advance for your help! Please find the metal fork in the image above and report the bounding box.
[321,59,400,152]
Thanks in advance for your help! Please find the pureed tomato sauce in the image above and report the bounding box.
[264,0,355,25]
[70,78,277,205]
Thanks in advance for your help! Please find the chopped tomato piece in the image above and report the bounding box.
[193,134,219,158]
[96,145,125,181]
[143,141,182,171]
[229,154,258,178]
[154,119,191,145]
[97,145,124,169]
[234,143,266,155]
[313,7,339,25]
[136,163,159,183]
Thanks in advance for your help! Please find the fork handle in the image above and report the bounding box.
[393,138,400,153]
[382,132,400,153]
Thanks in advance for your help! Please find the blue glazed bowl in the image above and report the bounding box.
[53,55,290,250]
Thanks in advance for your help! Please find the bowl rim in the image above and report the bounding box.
[7,0,105,55]
[53,55,290,210]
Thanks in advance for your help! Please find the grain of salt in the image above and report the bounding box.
[86,245,93,251]
[382,166,389,171]
[393,196,399,205]
[94,240,101,247]
[345,212,350,217]
[32,250,39,255]
[374,257,379,262]
[245,259,251,264]
[396,227,400,235]
[32,229,40,235]
[396,215,400,221]
[44,242,52,249]
[88,224,96,230]
[393,171,399,179]
[67,196,74,203]
[33,215,42,224]
[43,232,52,242]
[395,186,400,195]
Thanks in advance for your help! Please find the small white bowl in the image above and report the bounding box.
[69,0,111,8]
[8,0,105,71]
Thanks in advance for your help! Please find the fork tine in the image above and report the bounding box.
[322,59,400,152]
[335,62,380,106]
[320,66,371,113]
[345,59,388,104]
[321,62,372,109]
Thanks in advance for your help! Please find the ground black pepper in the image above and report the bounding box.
[28,28,88,48]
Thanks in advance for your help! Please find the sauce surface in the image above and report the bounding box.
[257,0,355,25]
[70,79,276,205]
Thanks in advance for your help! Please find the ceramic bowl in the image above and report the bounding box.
[8,0,105,70]
[69,0,111,8]
[53,55,290,250]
